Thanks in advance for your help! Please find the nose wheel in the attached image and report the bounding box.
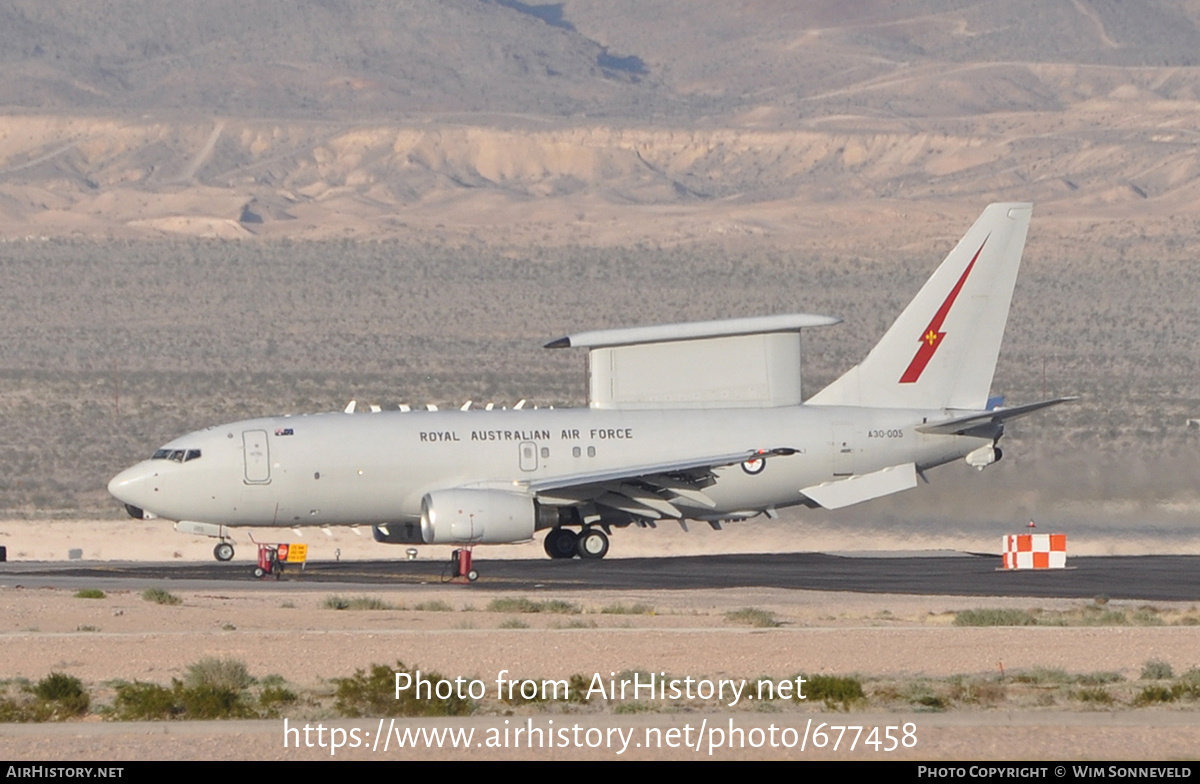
[213,542,235,561]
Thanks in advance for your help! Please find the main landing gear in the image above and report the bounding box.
[543,527,609,560]
[214,541,235,561]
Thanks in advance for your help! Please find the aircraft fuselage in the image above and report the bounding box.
[109,405,990,531]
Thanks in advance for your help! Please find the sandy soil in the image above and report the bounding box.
[2,521,1199,761]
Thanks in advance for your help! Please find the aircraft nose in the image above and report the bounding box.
[108,462,158,512]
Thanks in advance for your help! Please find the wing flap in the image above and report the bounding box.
[520,447,795,521]
[801,463,917,510]
[525,448,795,493]
[596,492,665,519]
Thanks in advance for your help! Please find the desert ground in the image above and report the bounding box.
[3,0,1200,762]
[2,520,1200,761]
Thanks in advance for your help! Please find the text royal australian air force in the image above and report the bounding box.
[419,428,634,443]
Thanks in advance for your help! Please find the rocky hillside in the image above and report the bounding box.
[1,1,1200,244]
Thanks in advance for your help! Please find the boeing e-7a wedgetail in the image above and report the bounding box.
[109,203,1070,570]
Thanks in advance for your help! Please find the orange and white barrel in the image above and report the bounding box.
[1002,533,1067,569]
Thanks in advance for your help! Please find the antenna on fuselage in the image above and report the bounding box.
[344,400,357,414]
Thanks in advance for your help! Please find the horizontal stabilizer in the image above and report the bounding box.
[801,463,917,510]
[916,397,1077,435]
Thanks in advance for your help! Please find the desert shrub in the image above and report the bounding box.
[112,682,180,720]
[112,679,253,720]
[538,600,581,614]
[260,686,298,708]
[1083,610,1130,626]
[800,675,864,709]
[1141,659,1174,680]
[177,684,253,719]
[487,597,579,614]
[1012,668,1072,684]
[948,676,1006,705]
[1135,685,1179,705]
[74,589,106,599]
[141,588,181,606]
[725,608,781,628]
[600,603,654,615]
[567,674,592,704]
[1130,608,1165,626]
[1072,688,1114,705]
[333,662,473,718]
[185,658,254,691]
[323,595,395,610]
[31,673,89,718]
[953,609,1035,626]
[913,694,947,710]
[488,597,539,613]
[413,600,452,612]
[0,697,53,723]
[1078,671,1125,686]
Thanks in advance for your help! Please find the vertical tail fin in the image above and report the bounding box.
[807,203,1032,411]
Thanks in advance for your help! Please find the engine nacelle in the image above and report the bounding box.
[420,489,553,544]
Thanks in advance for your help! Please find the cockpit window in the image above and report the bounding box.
[151,449,202,463]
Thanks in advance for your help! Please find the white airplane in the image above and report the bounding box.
[109,203,1070,571]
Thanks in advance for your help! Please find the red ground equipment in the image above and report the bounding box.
[247,534,307,579]
[254,541,285,579]
[447,547,479,583]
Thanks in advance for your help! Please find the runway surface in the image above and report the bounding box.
[4,552,1199,600]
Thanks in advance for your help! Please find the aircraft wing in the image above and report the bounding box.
[916,397,1077,436]
[513,447,798,520]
